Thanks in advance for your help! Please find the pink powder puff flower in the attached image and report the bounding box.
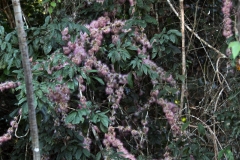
[63,47,71,55]
[61,27,68,36]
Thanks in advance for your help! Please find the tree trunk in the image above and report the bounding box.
[11,0,41,159]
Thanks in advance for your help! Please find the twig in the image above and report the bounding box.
[212,88,225,160]
[190,115,226,160]
[91,124,105,158]
[15,114,29,138]
[166,0,226,58]
[216,57,231,91]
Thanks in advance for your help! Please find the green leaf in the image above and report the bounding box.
[45,16,50,25]
[151,49,157,59]
[43,43,52,54]
[127,45,138,51]
[100,116,109,128]
[141,64,148,75]
[50,1,57,7]
[226,149,234,160]
[130,57,140,69]
[48,7,53,14]
[18,98,27,106]
[228,41,240,59]
[5,33,12,42]
[177,74,185,82]
[1,42,7,50]
[167,29,182,36]
[83,148,90,157]
[78,108,89,116]
[64,151,72,160]
[67,81,74,90]
[127,73,133,88]
[137,0,143,8]
[96,152,101,160]
[72,112,84,124]
[75,149,82,159]
[181,121,190,131]
[35,90,43,98]
[0,26,4,35]
[69,67,74,79]
[65,111,77,123]
[11,35,18,45]
[163,34,169,40]
[143,14,158,25]
[169,34,176,43]
[92,76,105,85]
[7,58,13,70]
[21,102,28,116]
[197,123,205,135]
[99,122,108,133]
[92,114,99,123]
[218,147,234,160]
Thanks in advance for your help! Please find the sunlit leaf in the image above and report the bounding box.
[228,41,240,60]
[50,1,57,7]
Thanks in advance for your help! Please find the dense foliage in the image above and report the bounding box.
[0,0,240,159]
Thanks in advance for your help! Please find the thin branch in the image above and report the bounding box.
[166,0,226,58]
[15,114,29,138]
[190,115,226,160]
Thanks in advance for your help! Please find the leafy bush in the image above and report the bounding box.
[1,0,240,159]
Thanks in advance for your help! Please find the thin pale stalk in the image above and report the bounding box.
[179,0,185,116]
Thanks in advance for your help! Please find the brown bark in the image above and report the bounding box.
[11,0,40,159]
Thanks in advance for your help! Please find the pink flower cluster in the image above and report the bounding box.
[103,126,136,160]
[0,111,20,145]
[163,151,173,160]
[77,76,87,109]
[79,131,92,151]
[61,27,70,41]
[59,12,181,157]
[156,98,180,135]
[136,88,180,135]
[49,84,70,103]
[222,0,233,38]
[143,58,177,87]
[0,81,20,92]
[148,89,180,135]
[48,84,70,113]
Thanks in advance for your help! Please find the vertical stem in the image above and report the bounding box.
[12,0,40,159]
[180,0,185,116]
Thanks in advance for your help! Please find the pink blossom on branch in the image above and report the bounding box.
[222,0,233,38]
[0,81,20,92]
[0,112,21,145]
